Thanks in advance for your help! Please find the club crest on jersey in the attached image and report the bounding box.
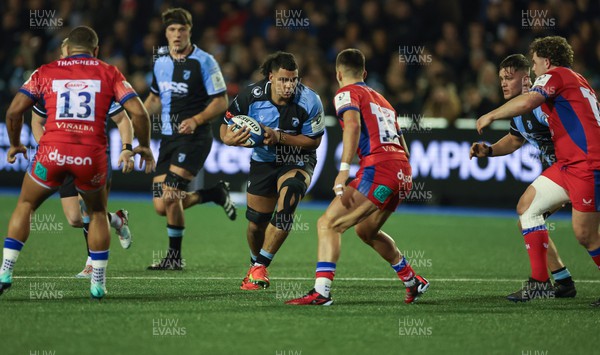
[292,117,299,127]
[178,153,186,163]
[252,86,263,98]
[34,162,48,181]
[373,185,393,203]
[527,120,533,130]
[183,70,191,80]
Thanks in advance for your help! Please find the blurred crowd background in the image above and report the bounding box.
[1,0,599,127]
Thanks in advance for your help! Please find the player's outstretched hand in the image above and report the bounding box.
[133,146,156,174]
[332,170,349,197]
[469,142,490,159]
[262,126,278,145]
[7,144,27,164]
[179,118,198,135]
[222,124,251,146]
[476,113,494,134]
[118,149,135,174]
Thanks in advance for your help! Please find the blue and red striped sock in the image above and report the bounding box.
[314,261,336,297]
[392,256,416,286]
[588,246,600,270]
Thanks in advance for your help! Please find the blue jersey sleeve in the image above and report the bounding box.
[301,92,325,137]
[532,106,549,127]
[200,54,226,96]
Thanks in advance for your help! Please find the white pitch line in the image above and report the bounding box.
[12,276,600,283]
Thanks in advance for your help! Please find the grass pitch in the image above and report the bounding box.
[0,195,597,355]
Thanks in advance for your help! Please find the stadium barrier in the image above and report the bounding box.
[0,117,539,207]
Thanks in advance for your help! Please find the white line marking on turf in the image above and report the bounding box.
[12,276,600,283]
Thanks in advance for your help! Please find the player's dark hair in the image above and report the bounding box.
[259,51,298,77]
[66,26,98,51]
[336,48,365,77]
[499,54,530,72]
[162,8,193,28]
[529,36,573,68]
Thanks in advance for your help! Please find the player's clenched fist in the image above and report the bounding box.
[7,144,28,164]
[469,142,491,159]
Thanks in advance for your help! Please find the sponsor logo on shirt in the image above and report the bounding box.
[48,149,92,166]
[159,81,188,95]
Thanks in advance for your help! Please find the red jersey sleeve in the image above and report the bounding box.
[333,88,361,118]
[111,66,138,105]
[531,68,564,99]
[19,67,44,102]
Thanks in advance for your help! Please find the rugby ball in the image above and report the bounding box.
[228,115,265,147]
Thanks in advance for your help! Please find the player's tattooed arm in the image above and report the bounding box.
[263,127,322,150]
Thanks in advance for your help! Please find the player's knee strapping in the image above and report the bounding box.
[163,171,191,196]
[271,172,307,231]
[246,207,272,224]
[519,176,568,233]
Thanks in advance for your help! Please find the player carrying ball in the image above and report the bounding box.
[286,48,429,306]
[221,51,325,290]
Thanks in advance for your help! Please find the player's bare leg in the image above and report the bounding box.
[242,170,309,290]
[182,181,237,220]
[509,178,571,302]
[75,194,131,278]
[1,174,55,295]
[355,209,429,303]
[61,196,84,228]
[79,186,111,300]
[355,210,401,264]
[148,166,192,270]
[246,194,276,256]
[288,186,428,305]
[286,188,375,304]
[152,174,168,216]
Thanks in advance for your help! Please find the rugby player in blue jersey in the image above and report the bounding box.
[221,52,325,290]
[144,8,236,270]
